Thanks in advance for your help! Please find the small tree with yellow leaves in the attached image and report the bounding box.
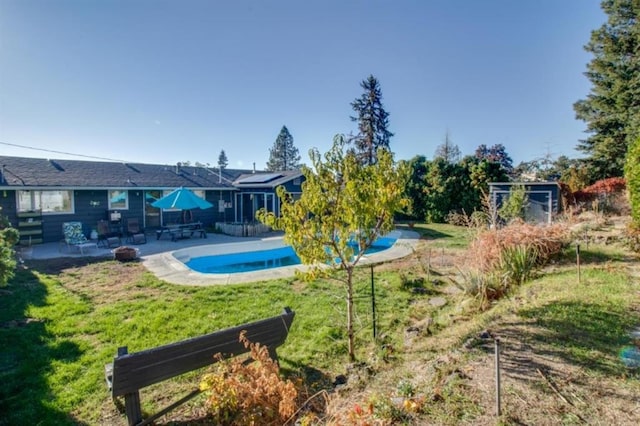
[257,134,410,361]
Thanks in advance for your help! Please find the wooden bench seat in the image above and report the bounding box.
[105,307,295,426]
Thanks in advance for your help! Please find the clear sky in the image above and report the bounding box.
[0,0,605,170]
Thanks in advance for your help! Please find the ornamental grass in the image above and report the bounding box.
[468,221,569,274]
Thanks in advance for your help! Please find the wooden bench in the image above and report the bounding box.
[105,307,295,426]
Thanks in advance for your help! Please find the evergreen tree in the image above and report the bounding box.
[217,149,228,170]
[266,126,301,171]
[574,0,640,180]
[403,156,430,221]
[350,75,393,165]
[626,136,640,227]
[434,131,461,163]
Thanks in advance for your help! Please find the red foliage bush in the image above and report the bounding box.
[573,177,626,204]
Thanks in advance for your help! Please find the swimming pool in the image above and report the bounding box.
[143,230,417,285]
[179,235,398,274]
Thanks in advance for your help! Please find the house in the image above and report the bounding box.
[489,181,562,224]
[232,171,303,223]
[0,156,303,244]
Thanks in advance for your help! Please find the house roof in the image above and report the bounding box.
[489,181,560,188]
[0,156,247,190]
[232,170,303,188]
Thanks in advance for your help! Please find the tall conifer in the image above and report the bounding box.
[574,0,640,179]
[350,75,393,165]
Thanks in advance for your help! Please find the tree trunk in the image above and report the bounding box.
[346,267,355,362]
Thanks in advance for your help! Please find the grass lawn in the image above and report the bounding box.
[0,222,639,425]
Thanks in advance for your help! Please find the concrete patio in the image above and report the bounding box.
[18,230,280,261]
[16,229,421,285]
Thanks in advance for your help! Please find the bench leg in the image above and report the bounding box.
[124,391,143,426]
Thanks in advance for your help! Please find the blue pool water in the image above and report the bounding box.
[185,236,397,274]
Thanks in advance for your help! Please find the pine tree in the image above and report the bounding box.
[350,75,393,165]
[574,0,640,180]
[217,149,228,170]
[266,126,301,171]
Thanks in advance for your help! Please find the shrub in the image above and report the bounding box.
[625,223,640,253]
[454,269,505,310]
[499,244,538,286]
[468,222,569,274]
[200,332,300,425]
[573,177,627,213]
[446,210,488,228]
[498,184,528,222]
[0,212,19,287]
[458,222,569,309]
[626,137,640,227]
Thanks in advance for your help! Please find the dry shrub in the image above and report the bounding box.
[200,331,300,425]
[446,210,488,228]
[625,223,640,253]
[468,221,569,273]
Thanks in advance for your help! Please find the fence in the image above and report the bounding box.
[214,222,271,237]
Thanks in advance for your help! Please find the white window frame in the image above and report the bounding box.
[16,190,75,214]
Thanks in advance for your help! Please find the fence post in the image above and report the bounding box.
[495,338,501,417]
[576,243,581,285]
[371,265,376,341]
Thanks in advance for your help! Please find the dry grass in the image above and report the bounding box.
[468,221,570,273]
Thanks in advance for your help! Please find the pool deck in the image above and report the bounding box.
[19,229,421,285]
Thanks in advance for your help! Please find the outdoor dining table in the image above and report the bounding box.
[155,222,206,241]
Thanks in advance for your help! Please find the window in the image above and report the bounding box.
[293,177,301,186]
[17,190,74,214]
[109,190,128,210]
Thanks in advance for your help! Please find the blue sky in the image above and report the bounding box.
[0,0,605,170]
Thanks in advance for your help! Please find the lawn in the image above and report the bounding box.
[0,246,420,424]
[0,221,638,425]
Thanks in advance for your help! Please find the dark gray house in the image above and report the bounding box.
[0,156,303,244]
[232,171,303,223]
[489,181,562,224]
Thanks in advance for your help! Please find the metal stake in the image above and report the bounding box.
[495,338,502,417]
[576,243,581,285]
[371,265,376,340]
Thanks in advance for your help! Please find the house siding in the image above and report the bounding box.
[0,156,303,243]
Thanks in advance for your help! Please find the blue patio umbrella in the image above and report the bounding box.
[151,187,213,222]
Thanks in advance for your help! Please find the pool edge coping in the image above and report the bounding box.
[141,229,421,286]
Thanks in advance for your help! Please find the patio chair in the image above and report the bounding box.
[97,220,121,248]
[126,218,147,244]
[62,222,97,254]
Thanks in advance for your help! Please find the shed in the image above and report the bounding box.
[489,181,562,224]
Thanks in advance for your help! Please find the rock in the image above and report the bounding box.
[333,374,347,387]
[429,297,447,307]
[479,330,492,339]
